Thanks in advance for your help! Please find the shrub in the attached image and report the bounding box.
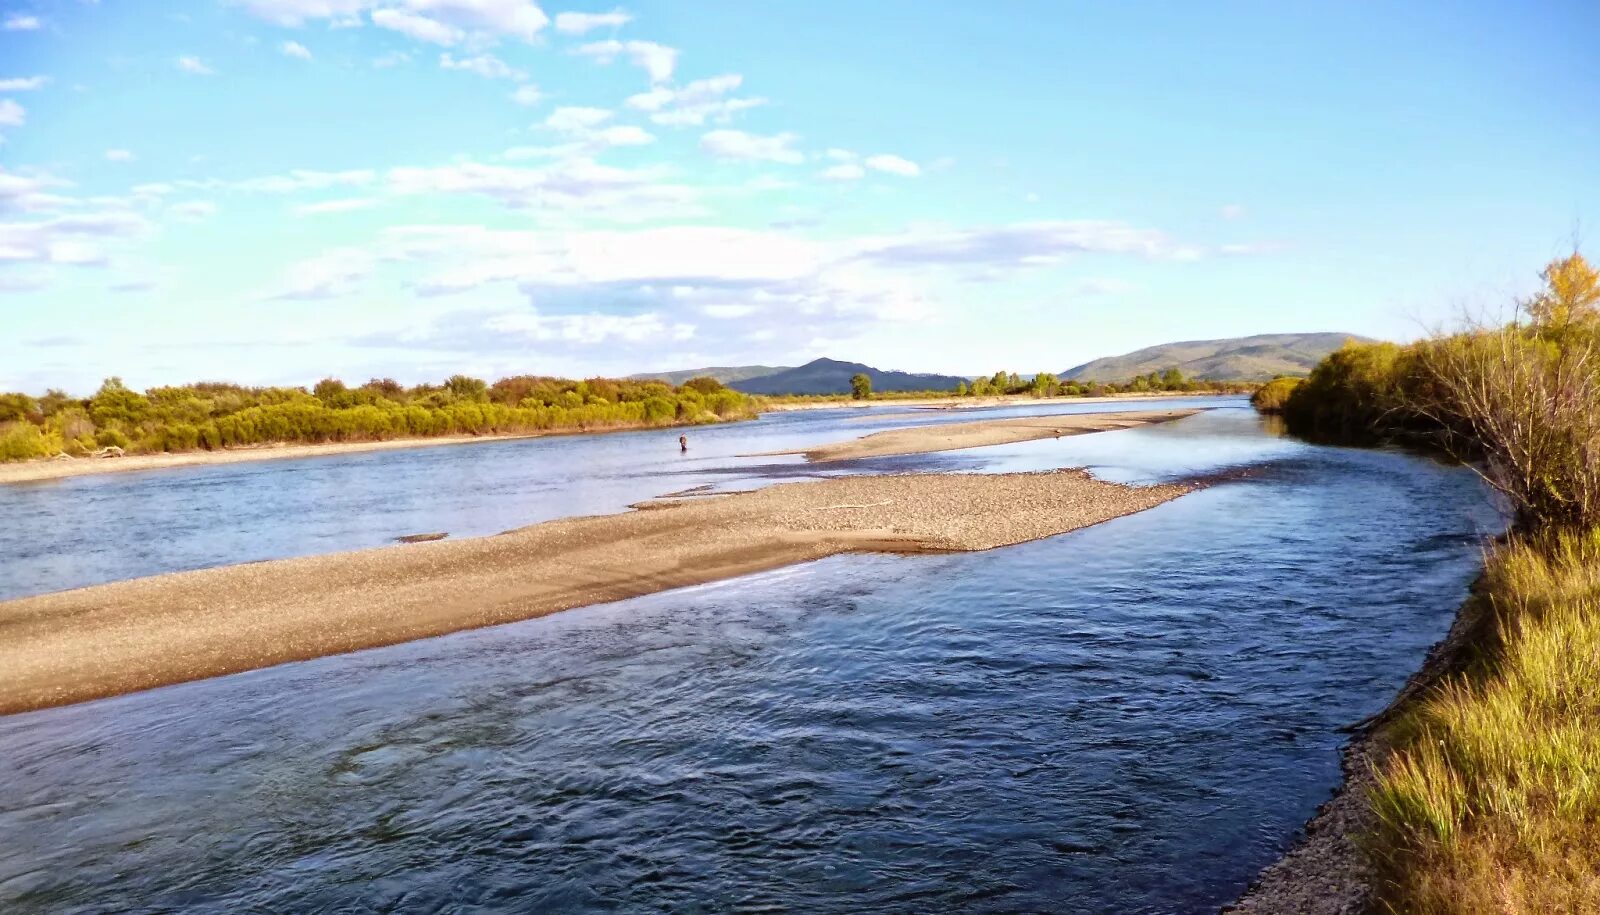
[1249,376,1302,413]
[0,422,54,461]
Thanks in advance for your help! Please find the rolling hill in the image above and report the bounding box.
[628,365,794,386]
[729,358,967,396]
[1063,332,1368,382]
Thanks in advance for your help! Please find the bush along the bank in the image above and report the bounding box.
[1264,252,1600,911]
[0,374,760,462]
[1248,376,1301,414]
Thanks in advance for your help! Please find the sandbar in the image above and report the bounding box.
[791,409,1199,462]
[0,469,1192,714]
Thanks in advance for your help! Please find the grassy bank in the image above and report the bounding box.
[1267,252,1600,911]
[1371,530,1600,912]
[0,373,758,463]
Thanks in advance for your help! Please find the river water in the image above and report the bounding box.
[0,401,1500,913]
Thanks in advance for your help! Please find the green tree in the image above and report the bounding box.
[956,380,968,397]
[1160,367,1186,390]
[89,377,152,430]
[850,373,872,400]
[681,376,727,396]
[444,374,489,403]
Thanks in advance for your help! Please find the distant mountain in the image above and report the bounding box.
[730,358,967,396]
[1063,332,1370,382]
[628,365,793,386]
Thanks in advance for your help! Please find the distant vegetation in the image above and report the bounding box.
[1064,332,1365,383]
[0,373,758,462]
[761,368,1255,405]
[1262,253,1600,911]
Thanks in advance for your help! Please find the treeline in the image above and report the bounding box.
[764,368,1252,405]
[1260,253,1600,911]
[0,373,758,462]
[957,367,1252,398]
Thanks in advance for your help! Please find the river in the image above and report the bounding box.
[0,400,1500,912]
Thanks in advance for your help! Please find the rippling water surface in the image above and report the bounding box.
[0,406,1500,913]
[0,396,1228,600]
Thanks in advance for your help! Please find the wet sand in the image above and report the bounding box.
[790,409,1199,462]
[0,470,1193,714]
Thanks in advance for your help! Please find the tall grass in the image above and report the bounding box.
[1370,530,1600,912]
[1269,252,1600,912]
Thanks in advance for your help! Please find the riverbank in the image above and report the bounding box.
[787,409,1198,462]
[0,468,1194,714]
[0,396,1219,487]
[762,390,1234,412]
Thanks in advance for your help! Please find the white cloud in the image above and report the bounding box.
[554,9,630,34]
[373,50,413,68]
[104,149,135,162]
[235,0,367,27]
[401,0,548,42]
[820,163,865,181]
[269,247,373,300]
[486,310,693,345]
[439,52,526,80]
[371,8,464,45]
[864,154,920,177]
[575,39,677,83]
[3,13,41,30]
[1220,203,1246,220]
[239,0,548,42]
[386,158,699,220]
[544,105,612,132]
[293,197,380,215]
[625,74,764,126]
[0,99,24,128]
[0,212,149,270]
[177,56,216,76]
[700,130,803,165]
[510,83,544,105]
[0,169,71,213]
[222,168,378,193]
[591,124,653,146]
[852,220,1189,270]
[171,201,219,220]
[281,40,313,60]
[0,77,48,91]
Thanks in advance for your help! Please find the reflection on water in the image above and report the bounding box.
[0,409,1500,913]
[0,396,1230,600]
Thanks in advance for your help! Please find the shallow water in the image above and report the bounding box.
[0,396,1227,601]
[0,407,1500,913]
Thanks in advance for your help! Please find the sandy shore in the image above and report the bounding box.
[0,431,571,486]
[786,409,1199,462]
[0,469,1193,714]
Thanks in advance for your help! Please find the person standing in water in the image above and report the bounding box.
[679,434,688,453]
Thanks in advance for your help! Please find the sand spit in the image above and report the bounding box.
[790,409,1199,462]
[0,470,1192,715]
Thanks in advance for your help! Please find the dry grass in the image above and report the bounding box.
[1369,529,1600,913]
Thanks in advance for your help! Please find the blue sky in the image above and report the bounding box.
[1,0,1597,392]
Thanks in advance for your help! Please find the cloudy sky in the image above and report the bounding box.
[2,1,1597,392]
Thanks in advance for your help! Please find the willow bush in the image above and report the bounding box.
[0,373,760,461]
